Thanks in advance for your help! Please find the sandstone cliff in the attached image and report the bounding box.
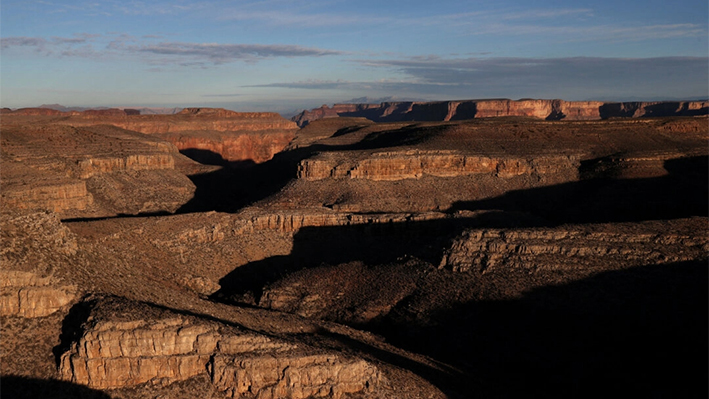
[59,297,380,398]
[292,99,708,126]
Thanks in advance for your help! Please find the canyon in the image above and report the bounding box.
[1,100,707,399]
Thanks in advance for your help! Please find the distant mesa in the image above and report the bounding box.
[292,98,709,127]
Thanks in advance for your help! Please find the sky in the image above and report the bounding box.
[1,0,708,114]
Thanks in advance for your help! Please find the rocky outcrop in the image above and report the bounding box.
[0,123,195,217]
[0,270,77,318]
[298,151,579,182]
[59,298,380,397]
[60,316,220,389]
[292,99,708,126]
[1,161,94,213]
[440,218,709,273]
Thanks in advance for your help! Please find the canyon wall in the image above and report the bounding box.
[292,99,708,126]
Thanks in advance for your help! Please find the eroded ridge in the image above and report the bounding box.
[441,218,709,273]
[298,151,578,181]
[59,298,380,398]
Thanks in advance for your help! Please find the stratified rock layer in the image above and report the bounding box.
[441,218,709,273]
[0,270,77,318]
[59,298,380,398]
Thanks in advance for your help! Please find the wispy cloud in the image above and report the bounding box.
[499,8,594,20]
[133,42,344,64]
[202,93,243,97]
[1,34,345,65]
[1,37,47,48]
[463,22,705,41]
[221,10,391,27]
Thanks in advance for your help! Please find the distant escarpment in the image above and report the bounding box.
[292,99,708,126]
[3,107,299,164]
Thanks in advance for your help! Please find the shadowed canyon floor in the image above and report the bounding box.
[1,106,707,398]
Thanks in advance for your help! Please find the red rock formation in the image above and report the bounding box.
[291,105,341,127]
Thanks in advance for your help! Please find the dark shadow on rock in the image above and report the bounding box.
[212,212,544,305]
[450,156,708,224]
[53,298,97,367]
[599,103,708,119]
[1,376,111,399]
[179,148,257,169]
[307,328,470,398]
[175,125,448,214]
[376,260,708,398]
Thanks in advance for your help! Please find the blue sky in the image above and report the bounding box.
[1,0,707,114]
